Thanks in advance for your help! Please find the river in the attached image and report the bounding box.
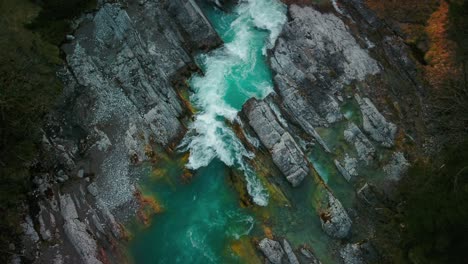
[129,1,336,263]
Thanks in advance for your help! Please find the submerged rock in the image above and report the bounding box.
[334,159,352,182]
[282,239,300,264]
[300,247,321,264]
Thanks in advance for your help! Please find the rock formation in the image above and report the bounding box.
[20,0,220,263]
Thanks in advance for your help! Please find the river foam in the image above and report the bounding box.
[179,0,287,206]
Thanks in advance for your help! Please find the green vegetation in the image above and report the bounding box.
[370,1,468,263]
[0,0,95,260]
[448,0,468,64]
[398,143,468,263]
[403,6,468,262]
[376,142,468,264]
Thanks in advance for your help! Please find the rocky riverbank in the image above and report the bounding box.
[232,0,427,263]
[15,0,431,263]
[16,0,221,263]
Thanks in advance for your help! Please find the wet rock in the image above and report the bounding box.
[274,75,328,129]
[22,215,40,243]
[77,169,85,178]
[320,191,352,239]
[300,247,321,264]
[282,239,300,264]
[343,154,359,177]
[258,238,286,264]
[383,152,410,181]
[166,0,222,50]
[205,0,224,8]
[355,95,397,147]
[334,159,352,182]
[344,122,375,163]
[243,98,309,187]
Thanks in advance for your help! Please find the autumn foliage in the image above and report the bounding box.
[424,1,459,89]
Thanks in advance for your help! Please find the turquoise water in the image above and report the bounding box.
[129,1,288,263]
[129,160,254,263]
[127,1,386,263]
[179,0,287,205]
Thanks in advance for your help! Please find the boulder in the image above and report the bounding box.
[383,152,409,181]
[340,242,376,264]
[270,4,380,140]
[340,243,364,264]
[258,238,286,264]
[282,239,300,264]
[334,159,352,182]
[243,98,309,187]
[355,95,397,148]
[344,123,375,164]
[320,191,352,238]
[60,194,102,264]
[300,247,321,264]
